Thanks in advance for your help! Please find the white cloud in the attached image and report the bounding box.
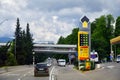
[0,0,120,43]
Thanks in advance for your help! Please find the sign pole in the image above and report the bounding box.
[78,16,91,70]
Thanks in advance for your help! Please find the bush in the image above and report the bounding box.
[5,52,17,66]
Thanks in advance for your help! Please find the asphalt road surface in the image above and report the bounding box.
[53,62,120,80]
[0,62,120,80]
[0,65,49,80]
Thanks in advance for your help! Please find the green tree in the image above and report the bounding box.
[15,18,26,65]
[114,16,120,56]
[114,16,120,36]
[57,28,79,45]
[25,23,33,64]
[91,15,115,61]
[6,41,17,66]
[5,52,17,66]
[0,42,10,66]
[57,36,65,44]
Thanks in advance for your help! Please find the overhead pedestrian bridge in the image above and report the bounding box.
[0,43,77,54]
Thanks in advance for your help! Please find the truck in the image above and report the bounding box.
[90,52,99,63]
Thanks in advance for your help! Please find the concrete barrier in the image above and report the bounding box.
[96,64,101,69]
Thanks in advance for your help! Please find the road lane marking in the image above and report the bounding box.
[49,66,55,80]
[107,65,115,69]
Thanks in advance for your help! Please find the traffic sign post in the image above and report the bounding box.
[78,16,91,70]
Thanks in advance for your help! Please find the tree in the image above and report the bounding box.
[25,23,33,64]
[106,14,115,39]
[5,52,17,66]
[15,18,26,64]
[91,15,115,61]
[57,28,79,45]
[0,42,10,66]
[114,16,120,56]
[114,16,120,37]
[57,36,65,44]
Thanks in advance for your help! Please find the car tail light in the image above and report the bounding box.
[34,67,38,72]
[45,68,49,72]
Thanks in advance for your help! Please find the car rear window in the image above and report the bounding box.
[117,56,120,59]
[36,64,47,68]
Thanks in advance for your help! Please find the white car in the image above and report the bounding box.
[58,59,66,67]
[116,55,120,63]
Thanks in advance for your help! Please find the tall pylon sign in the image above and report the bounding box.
[78,16,91,61]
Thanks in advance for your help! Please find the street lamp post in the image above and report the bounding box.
[33,52,35,66]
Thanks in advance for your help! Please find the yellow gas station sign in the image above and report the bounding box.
[82,21,88,28]
[78,31,90,60]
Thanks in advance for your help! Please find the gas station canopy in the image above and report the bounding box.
[110,36,120,44]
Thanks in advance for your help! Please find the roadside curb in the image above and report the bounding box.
[0,67,9,74]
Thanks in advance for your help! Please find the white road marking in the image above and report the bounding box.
[49,66,55,80]
[107,65,115,69]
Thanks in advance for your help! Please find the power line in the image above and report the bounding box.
[0,19,8,25]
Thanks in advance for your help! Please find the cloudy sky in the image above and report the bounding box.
[0,0,120,43]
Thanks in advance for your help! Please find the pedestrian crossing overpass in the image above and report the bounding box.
[0,43,77,54]
[33,43,77,54]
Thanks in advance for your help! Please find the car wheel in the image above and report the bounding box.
[34,73,38,77]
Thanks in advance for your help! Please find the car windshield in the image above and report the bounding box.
[91,54,97,58]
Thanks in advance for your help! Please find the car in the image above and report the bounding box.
[58,59,66,67]
[116,55,120,63]
[34,63,49,77]
[44,57,52,67]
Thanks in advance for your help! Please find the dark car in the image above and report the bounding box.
[34,63,49,77]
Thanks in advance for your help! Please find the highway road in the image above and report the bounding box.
[0,62,120,80]
[0,65,49,80]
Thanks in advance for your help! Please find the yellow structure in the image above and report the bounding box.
[85,61,91,70]
[110,36,120,44]
[82,21,88,28]
[110,36,120,61]
[78,31,90,60]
